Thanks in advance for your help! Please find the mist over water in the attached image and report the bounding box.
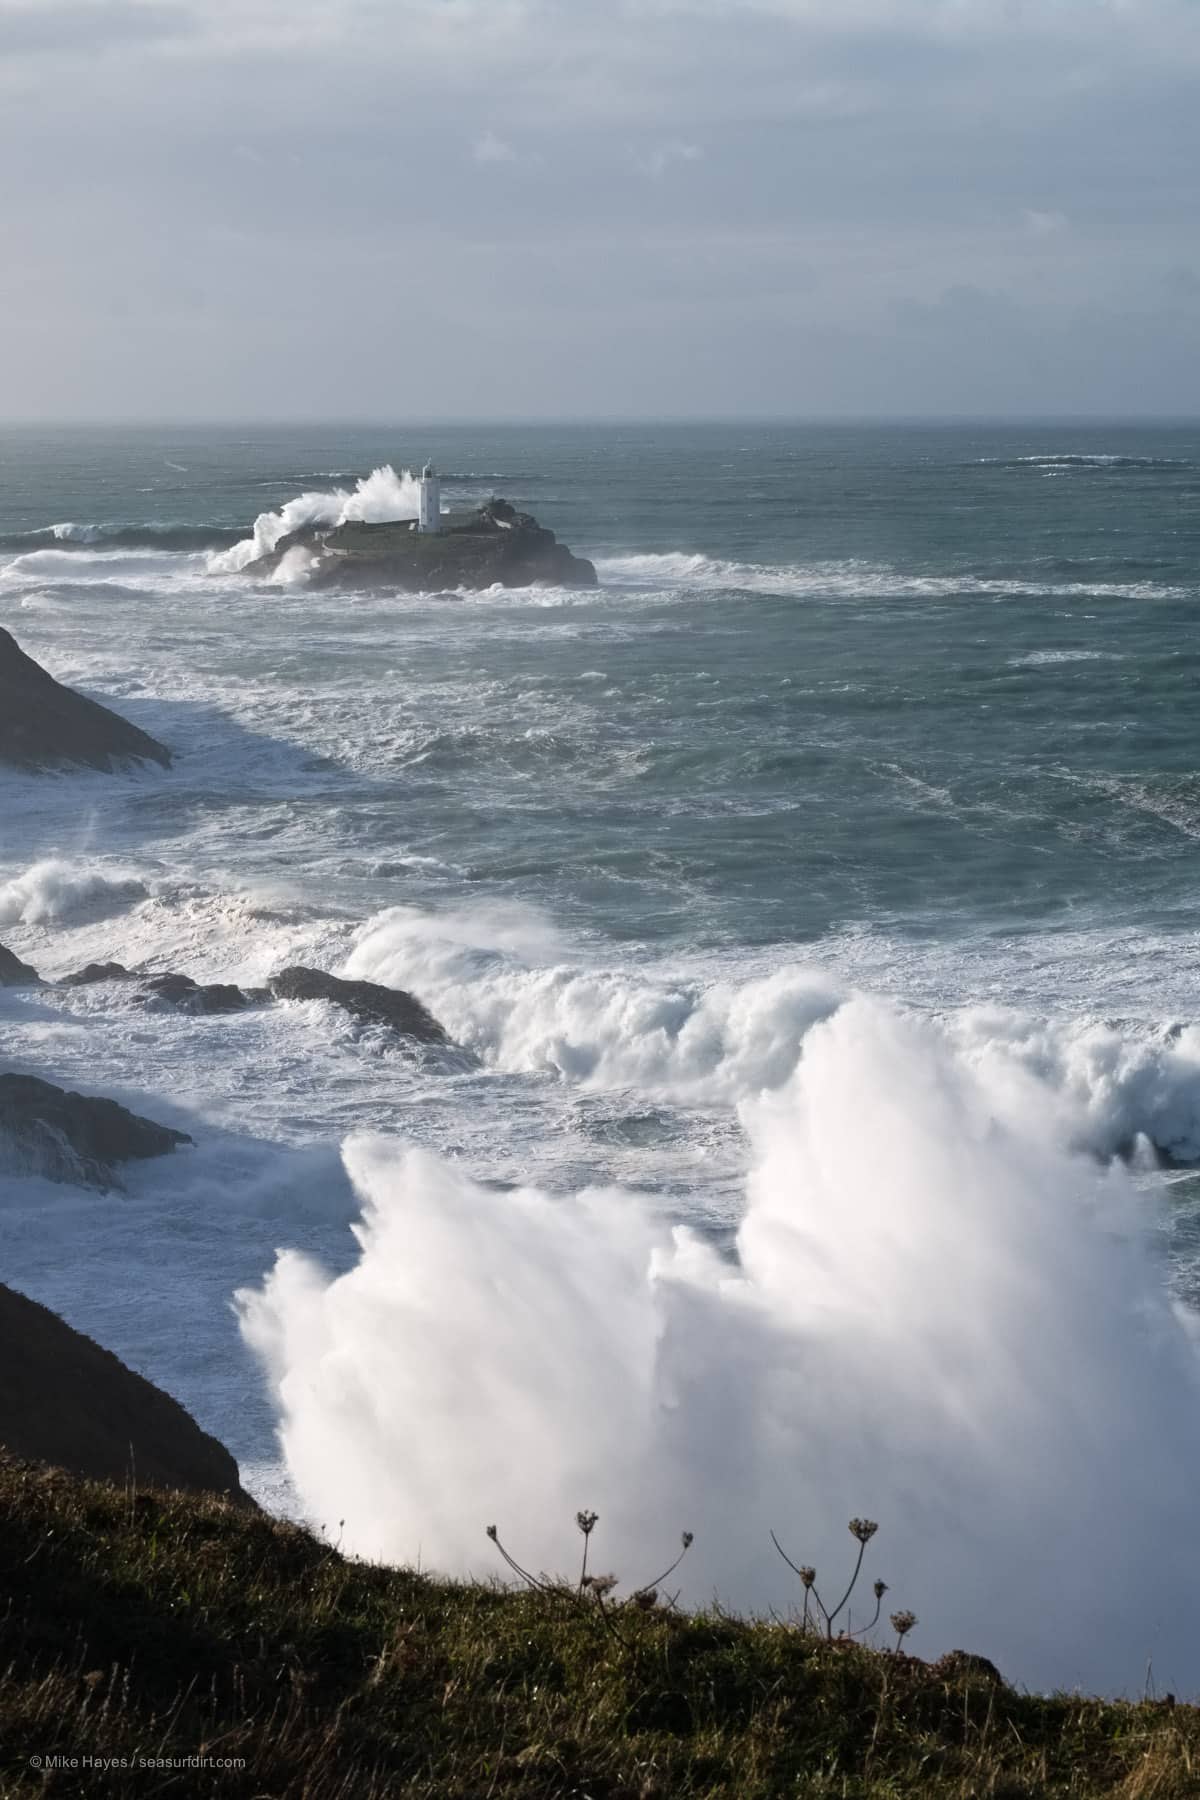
[4,421,1200,1692]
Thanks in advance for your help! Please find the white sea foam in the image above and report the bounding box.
[595,551,1190,603]
[237,997,1200,1693]
[209,465,424,574]
[0,858,148,929]
[1007,649,1124,666]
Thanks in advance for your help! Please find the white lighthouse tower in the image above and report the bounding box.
[418,460,442,534]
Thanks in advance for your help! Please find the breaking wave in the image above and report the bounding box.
[208,465,424,574]
[342,905,1200,1164]
[0,859,149,928]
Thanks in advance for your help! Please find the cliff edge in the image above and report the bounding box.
[0,1283,252,1505]
[0,628,170,772]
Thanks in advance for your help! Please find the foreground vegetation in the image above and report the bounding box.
[1,1454,1198,1798]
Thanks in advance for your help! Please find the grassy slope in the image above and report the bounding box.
[0,1455,1197,1799]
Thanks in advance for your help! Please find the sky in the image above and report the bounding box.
[2,0,1199,420]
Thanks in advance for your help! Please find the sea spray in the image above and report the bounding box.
[209,465,423,574]
[236,996,1200,1694]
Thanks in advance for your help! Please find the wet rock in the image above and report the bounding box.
[58,962,134,987]
[139,973,262,1015]
[0,1282,252,1505]
[0,627,170,772]
[0,1072,191,1191]
[269,965,449,1044]
[0,945,42,987]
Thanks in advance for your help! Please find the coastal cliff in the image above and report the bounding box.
[248,498,598,590]
[0,1283,250,1504]
[0,628,170,772]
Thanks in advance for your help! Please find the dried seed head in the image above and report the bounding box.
[873,1579,889,1600]
[576,1510,599,1536]
[798,1566,816,1589]
[849,1518,879,1544]
[681,1531,694,1549]
[891,1610,917,1639]
[485,1524,498,1541]
[584,1573,618,1598]
[633,1589,658,1611]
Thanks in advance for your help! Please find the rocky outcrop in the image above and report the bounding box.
[58,961,133,987]
[0,627,170,772]
[269,966,449,1043]
[0,944,42,987]
[139,973,266,1014]
[0,1282,251,1505]
[249,498,598,591]
[56,963,263,1013]
[0,1072,191,1190]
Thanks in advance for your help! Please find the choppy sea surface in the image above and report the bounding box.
[5,421,1200,1692]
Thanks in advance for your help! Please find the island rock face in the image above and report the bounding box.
[251,499,598,590]
[0,1072,192,1190]
[0,1282,252,1505]
[0,627,170,772]
[0,945,42,987]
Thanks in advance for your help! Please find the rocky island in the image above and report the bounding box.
[248,496,598,590]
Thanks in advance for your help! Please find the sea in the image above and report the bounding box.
[4,419,1200,1693]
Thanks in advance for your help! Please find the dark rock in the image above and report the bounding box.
[249,498,598,591]
[0,1282,252,1505]
[269,966,449,1044]
[139,973,258,1015]
[0,944,42,987]
[58,962,134,987]
[0,1072,191,1191]
[931,1650,1006,1687]
[0,627,170,772]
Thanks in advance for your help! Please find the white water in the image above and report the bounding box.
[209,464,423,573]
[237,998,1200,1696]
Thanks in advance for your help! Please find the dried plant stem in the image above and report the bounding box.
[826,1538,868,1637]
[634,1537,694,1599]
[486,1531,554,1595]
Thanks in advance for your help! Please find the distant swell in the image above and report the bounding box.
[595,551,1191,603]
[978,454,1191,471]
[0,523,245,553]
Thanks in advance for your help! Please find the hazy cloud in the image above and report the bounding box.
[0,0,191,57]
[473,131,519,165]
[0,0,1197,417]
[638,140,705,178]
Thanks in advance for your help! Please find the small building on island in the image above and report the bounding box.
[418,461,442,534]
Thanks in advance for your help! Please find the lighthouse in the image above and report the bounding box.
[418,460,442,534]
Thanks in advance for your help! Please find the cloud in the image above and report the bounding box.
[638,139,704,178]
[0,0,190,57]
[0,0,1198,415]
[473,130,518,164]
[1022,209,1069,238]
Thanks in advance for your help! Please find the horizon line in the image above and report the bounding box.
[3,412,1200,431]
